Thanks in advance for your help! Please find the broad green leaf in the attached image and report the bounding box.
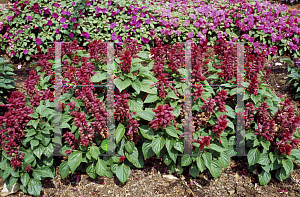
[142,140,155,159]
[68,151,82,174]
[136,111,154,121]
[34,167,54,178]
[128,98,143,112]
[139,125,154,140]
[210,159,222,178]
[90,146,100,160]
[261,141,271,151]
[90,72,107,82]
[86,163,96,179]
[202,152,212,170]
[208,143,226,152]
[189,163,200,178]
[116,123,125,144]
[282,159,293,174]
[132,79,141,94]
[144,94,159,103]
[96,159,107,177]
[181,155,192,166]
[247,148,260,166]
[125,147,139,164]
[196,156,206,173]
[21,172,30,186]
[275,167,290,181]
[167,90,179,99]
[259,170,271,186]
[220,151,230,169]
[59,161,70,179]
[125,141,135,154]
[151,136,165,155]
[115,78,131,92]
[116,163,131,184]
[258,153,270,165]
[165,125,178,138]
[33,144,44,160]
[28,179,42,197]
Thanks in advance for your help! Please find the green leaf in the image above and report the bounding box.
[90,146,100,160]
[174,138,184,153]
[259,170,271,186]
[167,90,179,99]
[282,159,293,174]
[136,111,154,121]
[96,159,107,177]
[151,136,165,155]
[132,79,141,94]
[34,167,54,178]
[86,163,96,179]
[125,141,135,154]
[128,98,143,112]
[144,94,159,103]
[210,159,222,178]
[20,172,30,186]
[196,156,206,173]
[24,152,35,164]
[30,140,39,149]
[202,152,212,170]
[116,123,125,144]
[189,163,200,178]
[125,147,139,164]
[136,52,150,60]
[181,155,192,166]
[142,140,155,159]
[28,179,42,197]
[165,137,174,152]
[116,163,131,184]
[141,81,157,94]
[133,154,144,168]
[115,78,131,92]
[247,148,260,166]
[275,167,290,181]
[165,125,178,138]
[90,72,107,82]
[33,144,44,160]
[220,151,230,169]
[68,151,82,174]
[258,153,270,165]
[132,58,144,65]
[59,161,70,179]
[139,125,154,140]
[208,143,226,152]
[261,141,270,151]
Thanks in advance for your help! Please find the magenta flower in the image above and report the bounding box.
[72,2,75,6]
[249,37,255,42]
[25,15,32,21]
[111,33,117,41]
[86,2,91,6]
[17,29,23,34]
[56,29,60,34]
[36,38,42,45]
[150,29,155,37]
[62,24,68,29]
[52,13,58,18]
[60,17,66,23]
[53,3,60,7]
[202,29,207,34]
[110,22,117,29]
[7,16,12,21]
[188,32,194,38]
[175,30,181,35]
[194,22,200,28]
[189,14,196,20]
[47,20,52,26]
[70,18,76,22]
[141,37,149,43]
[145,19,150,24]
[82,32,90,39]
[24,25,29,29]
[23,49,28,55]
[69,32,74,38]
[24,1,29,4]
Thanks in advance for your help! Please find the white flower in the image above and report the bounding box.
[17,64,22,69]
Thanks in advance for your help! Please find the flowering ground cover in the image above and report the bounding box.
[1,0,300,196]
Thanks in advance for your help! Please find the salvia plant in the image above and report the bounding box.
[0,57,16,105]
[285,57,300,99]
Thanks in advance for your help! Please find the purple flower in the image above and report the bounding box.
[194,22,200,28]
[62,24,68,29]
[141,12,145,18]
[111,33,117,41]
[202,29,207,34]
[60,17,66,23]
[23,49,28,55]
[72,2,75,6]
[141,37,149,43]
[24,25,29,29]
[86,2,92,6]
[7,16,12,21]
[36,38,42,45]
[175,30,181,35]
[69,33,74,38]
[54,3,60,7]
[110,22,117,29]
[82,32,90,39]
[52,13,58,18]
[70,18,76,22]
[145,19,150,24]
[56,29,60,34]
[188,32,194,38]
[189,14,196,20]
[108,1,112,5]
[25,15,32,21]
[150,29,155,37]
[47,20,52,26]
[17,29,23,34]
[249,37,255,42]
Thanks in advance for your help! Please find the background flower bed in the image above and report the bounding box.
[0,0,300,197]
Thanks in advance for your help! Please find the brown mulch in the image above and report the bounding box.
[1,0,300,197]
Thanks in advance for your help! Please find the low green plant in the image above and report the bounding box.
[0,57,16,105]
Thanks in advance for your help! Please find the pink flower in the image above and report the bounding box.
[24,25,29,29]
[202,29,207,34]
[47,20,52,26]
[7,16,12,21]
[36,38,42,45]
[52,13,58,18]
[60,17,66,23]
[111,32,117,41]
[70,17,76,22]
[23,49,28,55]
[56,29,60,34]
[69,33,74,38]
[65,149,72,154]
[72,2,75,6]
[25,15,32,21]
[188,32,194,38]
[110,22,117,29]
[145,19,150,24]
[62,24,68,29]
[141,37,149,43]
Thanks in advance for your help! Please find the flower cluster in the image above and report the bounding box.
[244,102,255,129]
[114,90,131,123]
[192,136,211,151]
[149,104,177,130]
[151,73,175,98]
[126,112,140,144]
[191,84,205,102]
[212,115,228,144]
[63,131,80,150]
[119,50,132,73]
[0,91,34,169]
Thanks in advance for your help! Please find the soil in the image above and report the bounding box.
[1,0,300,197]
